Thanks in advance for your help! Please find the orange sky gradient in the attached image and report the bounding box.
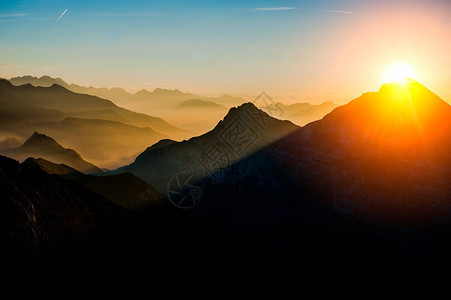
[0,0,450,105]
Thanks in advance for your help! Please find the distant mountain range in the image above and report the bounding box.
[9,75,246,110]
[7,75,337,134]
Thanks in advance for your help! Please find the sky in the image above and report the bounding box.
[0,0,450,104]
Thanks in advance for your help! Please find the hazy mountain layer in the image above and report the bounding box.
[266,101,337,126]
[33,117,167,168]
[8,75,339,134]
[1,79,191,140]
[0,79,195,168]
[1,132,102,174]
[0,136,21,150]
[9,75,246,110]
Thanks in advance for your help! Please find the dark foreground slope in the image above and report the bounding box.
[0,155,125,267]
[0,155,256,274]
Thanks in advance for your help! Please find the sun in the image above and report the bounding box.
[383,62,416,84]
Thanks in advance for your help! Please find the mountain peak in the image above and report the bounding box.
[152,87,185,94]
[23,132,61,149]
[212,102,297,138]
[320,79,451,148]
[135,89,150,95]
[49,83,67,90]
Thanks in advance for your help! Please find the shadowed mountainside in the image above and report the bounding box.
[0,154,253,273]
[0,155,127,266]
[115,102,300,192]
[23,157,165,211]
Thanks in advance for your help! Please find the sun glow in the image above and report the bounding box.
[383,62,416,84]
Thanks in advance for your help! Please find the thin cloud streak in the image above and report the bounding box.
[89,13,158,17]
[322,10,354,14]
[254,7,297,11]
[56,9,68,22]
[0,13,27,18]
[244,7,354,14]
[0,64,25,68]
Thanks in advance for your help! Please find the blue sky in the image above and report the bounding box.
[1,0,450,103]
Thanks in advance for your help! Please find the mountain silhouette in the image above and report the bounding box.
[317,79,451,148]
[1,132,102,174]
[115,102,299,192]
[116,80,451,226]
[277,79,451,224]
